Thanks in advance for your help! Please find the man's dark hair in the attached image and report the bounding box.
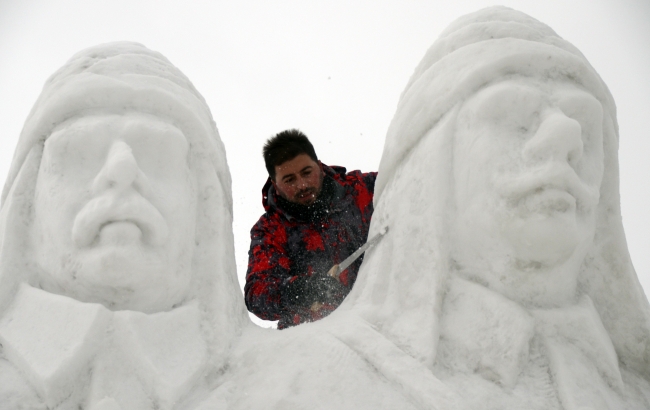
[263,129,318,180]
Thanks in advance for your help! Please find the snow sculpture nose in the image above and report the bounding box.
[523,112,584,168]
[92,140,143,194]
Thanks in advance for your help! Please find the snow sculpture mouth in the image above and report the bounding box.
[521,188,576,213]
[72,195,169,248]
[98,220,143,244]
[499,165,598,214]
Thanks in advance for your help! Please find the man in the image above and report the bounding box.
[0,42,247,410]
[245,130,377,328]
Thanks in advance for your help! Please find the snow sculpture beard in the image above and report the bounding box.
[30,113,198,313]
[450,76,604,308]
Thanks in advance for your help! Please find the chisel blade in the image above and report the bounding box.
[330,226,389,278]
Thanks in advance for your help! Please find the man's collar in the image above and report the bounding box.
[0,284,208,410]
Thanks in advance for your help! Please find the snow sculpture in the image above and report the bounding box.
[196,7,650,410]
[339,6,650,409]
[0,42,247,410]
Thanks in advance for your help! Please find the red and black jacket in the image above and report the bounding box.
[245,164,377,329]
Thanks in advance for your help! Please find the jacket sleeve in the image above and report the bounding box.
[244,217,293,321]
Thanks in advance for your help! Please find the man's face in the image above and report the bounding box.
[273,153,323,206]
[31,113,197,312]
[451,77,604,302]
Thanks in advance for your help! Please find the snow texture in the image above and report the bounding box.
[0,6,649,410]
[0,42,247,409]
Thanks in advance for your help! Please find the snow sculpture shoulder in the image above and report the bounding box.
[0,42,247,410]
[341,6,650,409]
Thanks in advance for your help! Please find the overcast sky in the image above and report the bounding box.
[1,0,649,324]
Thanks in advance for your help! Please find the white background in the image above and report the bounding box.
[1,0,648,325]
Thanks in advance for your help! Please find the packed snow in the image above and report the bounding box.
[0,6,648,410]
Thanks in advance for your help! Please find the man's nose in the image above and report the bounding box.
[523,111,584,168]
[297,176,309,188]
[92,140,145,194]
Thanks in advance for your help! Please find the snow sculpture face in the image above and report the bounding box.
[31,113,197,312]
[452,77,604,305]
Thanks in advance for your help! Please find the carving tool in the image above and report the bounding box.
[327,226,389,280]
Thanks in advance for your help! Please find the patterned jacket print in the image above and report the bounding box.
[245,164,377,329]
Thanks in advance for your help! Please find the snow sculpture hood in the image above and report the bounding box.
[0,42,247,371]
[374,6,616,198]
[345,6,650,378]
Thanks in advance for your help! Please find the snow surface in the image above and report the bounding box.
[0,6,648,410]
[0,42,247,409]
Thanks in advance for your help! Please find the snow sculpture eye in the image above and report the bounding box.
[469,83,543,141]
[556,91,604,155]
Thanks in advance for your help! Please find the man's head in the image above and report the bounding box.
[263,129,323,206]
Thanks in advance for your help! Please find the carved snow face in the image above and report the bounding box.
[451,77,604,303]
[31,113,197,312]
